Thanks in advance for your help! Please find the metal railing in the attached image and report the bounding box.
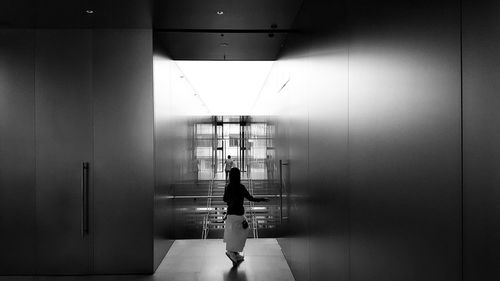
[197,176,286,239]
[165,194,281,199]
[201,176,215,239]
[246,178,259,239]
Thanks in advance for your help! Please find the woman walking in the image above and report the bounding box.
[223,167,269,265]
[224,155,234,181]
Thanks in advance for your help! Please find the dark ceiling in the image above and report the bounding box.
[0,0,304,60]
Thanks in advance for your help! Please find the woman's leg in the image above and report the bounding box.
[224,215,246,264]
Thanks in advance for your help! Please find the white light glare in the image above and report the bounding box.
[175,61,274,115]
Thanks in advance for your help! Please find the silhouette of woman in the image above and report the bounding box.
[223,167,269,265]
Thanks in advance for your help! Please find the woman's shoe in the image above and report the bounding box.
[225,251,238,266]
[235,252,244,262]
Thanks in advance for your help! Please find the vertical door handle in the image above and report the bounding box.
[279,160,283,224]
[81,162,89,237]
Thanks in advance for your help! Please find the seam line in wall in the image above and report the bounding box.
[33,29,39,275]
[151,30,157,271]
[90,28,95,274]
[459,0,464,280]
[347,40,351,281]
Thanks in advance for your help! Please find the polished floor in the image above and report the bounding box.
[0,239,295,281]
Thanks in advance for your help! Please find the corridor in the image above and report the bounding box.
[1,0,500,281]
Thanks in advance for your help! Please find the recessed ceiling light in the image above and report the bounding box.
[220,43,229,47]
[85,10,94,14]
[217,11,224,15]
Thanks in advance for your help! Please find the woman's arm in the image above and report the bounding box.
[243,186,269,202]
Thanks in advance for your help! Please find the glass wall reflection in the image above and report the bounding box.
[170,116,285,239]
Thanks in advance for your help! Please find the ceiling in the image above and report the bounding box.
[0,0,304,60]
[154,32,288,61]
[155,0,303,60]
[153,0,302,30]
[0,0,153,28]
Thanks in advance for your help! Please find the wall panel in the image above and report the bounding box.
[267,31,350,281]
[283,49,311,281]
[267,1,462,281]
[348,1,461,280]
[152,53,176,269]
[0,28,160,275]
[152,42,211,264]
[93,29,154,274]
[306,38,349,281]
[35,29,92,274]
[0,29,36,274]
[463,0,500,279]
[265,1,351,280]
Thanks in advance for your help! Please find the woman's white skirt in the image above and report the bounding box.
[223,215,249,252]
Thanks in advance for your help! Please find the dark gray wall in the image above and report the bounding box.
[152,48,208,267]
[348,1,461,280]
[35,29,93,274]
[269,14,351,281]
[152,53,177,270]
[93,29,154,274]
[270,0,463,280]
[0,28,157,275]
[463,0,500,280]
[307,39,349,281]
[0,29,36,274]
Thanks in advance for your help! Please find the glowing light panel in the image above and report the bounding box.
[175,61,274,115]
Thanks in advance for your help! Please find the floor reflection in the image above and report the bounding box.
[156,238,295,281]
[223,266,248,281]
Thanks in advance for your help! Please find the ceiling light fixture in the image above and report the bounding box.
[220,42,229,47]
[217,11,224,15]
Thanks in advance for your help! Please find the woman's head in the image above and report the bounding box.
[229,167,241,184]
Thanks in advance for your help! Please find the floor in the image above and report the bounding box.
[0,239,295,281]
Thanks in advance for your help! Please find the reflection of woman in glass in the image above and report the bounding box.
[265,155,274,180]
[224,155,234,181]
[223,167,269,265]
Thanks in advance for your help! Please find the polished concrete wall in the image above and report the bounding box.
[0,29,37,274]
[348,1,461,280]
[0,29,156,274]
[260,8,351,279]
[34,29,93,274]
[153,47,208,268]
[153,54,176,269]
[92,29,154,274]
[462,0,500,279]
[257,0,465,280]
